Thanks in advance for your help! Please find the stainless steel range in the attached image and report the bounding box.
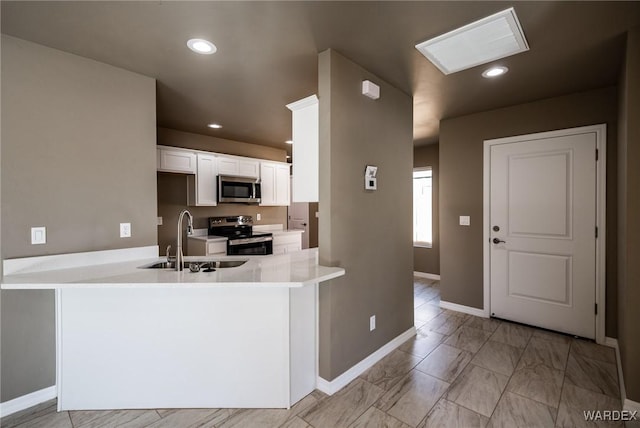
[208,215,273,256]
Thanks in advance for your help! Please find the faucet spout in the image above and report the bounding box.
[176,209,194,271]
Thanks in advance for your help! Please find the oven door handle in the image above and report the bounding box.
[228,236,273,245]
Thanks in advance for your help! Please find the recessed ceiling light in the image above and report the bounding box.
[207,123,222,129]
[187,39,217,55]
[415,8,528,75]
[482,66,509,78]
[285,140,293,145]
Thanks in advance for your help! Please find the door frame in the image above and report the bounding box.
[482,124,607,344]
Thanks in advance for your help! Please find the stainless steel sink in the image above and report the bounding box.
[143,261,176,269]
[139,260,247,270]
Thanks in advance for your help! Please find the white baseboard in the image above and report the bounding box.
[625,398,640,412]
[0,385,56,418]
[440,300,489,318]
[413,272,440,281]
[316,327,416,396]
[605,337,627,406]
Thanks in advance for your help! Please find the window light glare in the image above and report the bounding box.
[187,39,217,55]
[207,123,222,129]
[482,66,509,78]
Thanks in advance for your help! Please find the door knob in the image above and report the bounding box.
[492,238,506,244]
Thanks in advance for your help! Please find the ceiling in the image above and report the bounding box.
[2,1,640,153]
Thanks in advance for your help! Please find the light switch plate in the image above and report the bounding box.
[31,227,46,245]
[157,216,163,226]
[120,223,131,238]
[370,315,376,331]
[459,216,471,226]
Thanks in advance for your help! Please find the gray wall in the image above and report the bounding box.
[413,144,439,275]
[317,49,414,380]
[1,36,157,402]
[439,86,619,338]
[617,26,640,403]
[156,127,288,254]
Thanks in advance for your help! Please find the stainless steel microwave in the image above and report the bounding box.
[217,175,261,204]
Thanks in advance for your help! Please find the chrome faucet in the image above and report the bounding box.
[176,209,194,271]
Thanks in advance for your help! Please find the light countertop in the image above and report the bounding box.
[187,235,227,242]
[1,248,344,289]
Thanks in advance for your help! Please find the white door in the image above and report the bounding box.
[288,178,310,249]
[489,131,597,338]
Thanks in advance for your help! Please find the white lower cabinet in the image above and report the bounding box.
[273,232,302,255]
[187,153,217,206]
[260,162,290,206]
[188,237,227,256]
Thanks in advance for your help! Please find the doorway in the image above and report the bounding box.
[483,124,606,342]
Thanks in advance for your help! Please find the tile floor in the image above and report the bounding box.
[1,277,631,428]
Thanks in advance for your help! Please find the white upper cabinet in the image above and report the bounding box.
[157,146,197,174]
[286,95,318,202]
[187,153,217,206]
[260,162,290,206]
[217,155,260,178]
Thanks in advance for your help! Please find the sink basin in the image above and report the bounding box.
[143,261,176,269]
[216,260,246,268]
[139,260,247,270]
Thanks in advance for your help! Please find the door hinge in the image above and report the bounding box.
[596,149,599,161]
[595,226,598,238]
[595,303,598,315]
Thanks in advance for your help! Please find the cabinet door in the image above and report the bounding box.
[260,163,276,206]
[286,95,318,202]
[158,147,197,173]
[275,164,291,206]
[238,159,260,178]
[206,241,227,256]
[217,156,239,176]
[196,154,217,206]
[188,154,217,206]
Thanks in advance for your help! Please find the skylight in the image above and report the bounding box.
[415,8,529,75]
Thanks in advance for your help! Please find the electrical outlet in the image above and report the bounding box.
[120,223,131,238]
[256,213,261,221]
[370,315,376,331]
[31,227,46,245]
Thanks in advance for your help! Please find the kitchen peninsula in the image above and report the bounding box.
[1,247,344,411]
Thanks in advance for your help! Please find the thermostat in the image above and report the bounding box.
[365,165,378,190]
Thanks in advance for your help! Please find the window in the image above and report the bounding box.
[413,168,432,248]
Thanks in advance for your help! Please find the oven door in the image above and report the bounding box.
[227,237,273,255]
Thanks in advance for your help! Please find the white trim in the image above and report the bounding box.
[605,337,626,405]
[0,385,56,418]
[440,300,489,318]
[483,124,607,344]
[413,272,440,281]
[56,289,63,412]
[625,399,640,413]
[286,94,318,111]
[3,246,159,275]
[605,337,640,412]
[316,327,416,395]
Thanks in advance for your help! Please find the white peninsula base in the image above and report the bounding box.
[57,284,317,410]
[2,247,345,412]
